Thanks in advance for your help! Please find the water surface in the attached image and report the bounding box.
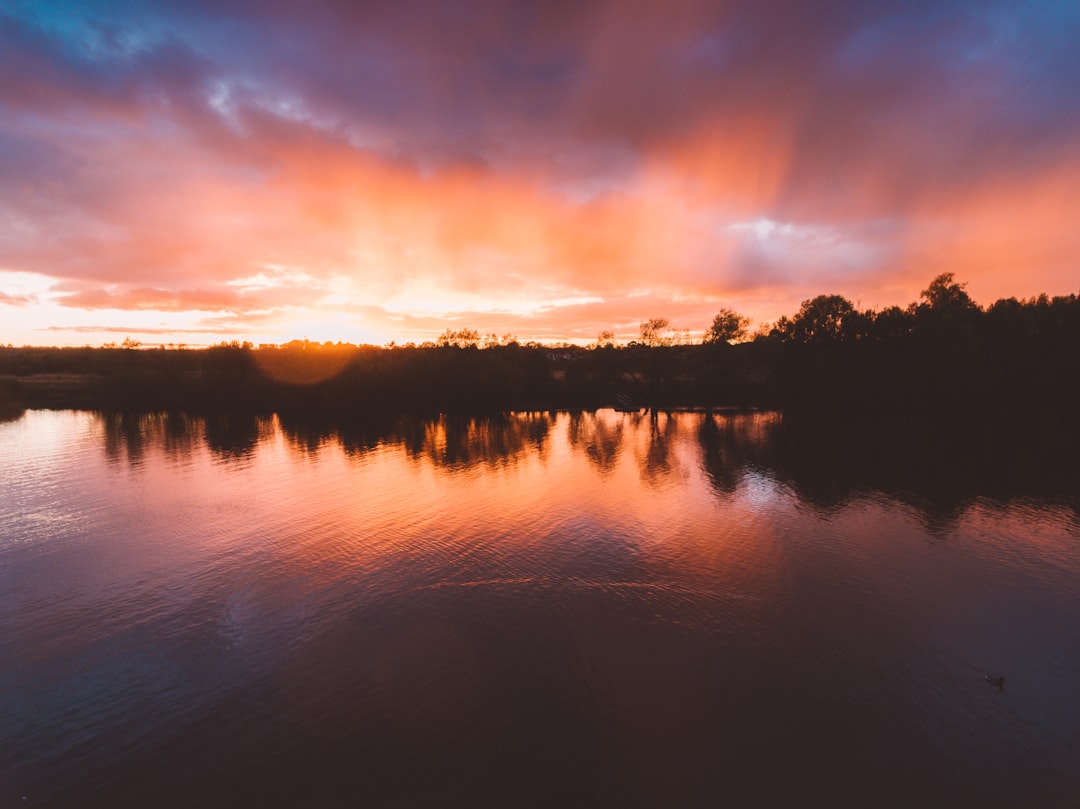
[1,409,1078,807]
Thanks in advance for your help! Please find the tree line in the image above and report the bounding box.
[1,274,1077,420]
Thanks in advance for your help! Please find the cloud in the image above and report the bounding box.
[0,291,34,306]
[43,323,236,335]
[52,283,324,313]
[1,0,1078,345]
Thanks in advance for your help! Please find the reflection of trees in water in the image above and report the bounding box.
[0,378,24,423]
[278,412,403,458]
[635,411,687,488]
[685,409,1080,530]
[278,411,556,471]
[278,413,349,456]
[101,412,145,464]
[697,412,780,495]
[98,411,273,463]
[93,407,1078,527]
[566,411,626,476]
[101,412,197,465]
[413,413,553,469]
[204,414,273,459]
[744,413,1080,532]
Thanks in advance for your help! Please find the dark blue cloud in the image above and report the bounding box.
[5,0,1076,167]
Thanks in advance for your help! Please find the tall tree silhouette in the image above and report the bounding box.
[788,295,857,343]
[639,318,671,347]
[704,308,750,345]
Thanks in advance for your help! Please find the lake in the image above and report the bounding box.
[1,408,1078,807]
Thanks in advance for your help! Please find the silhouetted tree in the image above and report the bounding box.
[767,316,795,342]
[913,272,981,372]
[639,318,671,347]
[704,308,750,345]
[920,272,977,313]
[789,295,856,343]
[437,328,481,348]
[4,272,1077,422]
[870,305,914,341]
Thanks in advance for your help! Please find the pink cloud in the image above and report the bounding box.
[51,285,317,313]
[0,291,34,306]
[1,0,1077,345]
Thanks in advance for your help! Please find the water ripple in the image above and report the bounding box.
[1,410,1078,807]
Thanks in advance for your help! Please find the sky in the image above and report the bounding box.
[1,0,1078,347]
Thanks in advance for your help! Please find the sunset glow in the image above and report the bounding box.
[2,1,1078,346]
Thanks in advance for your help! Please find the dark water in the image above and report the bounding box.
[1,409,1078,808]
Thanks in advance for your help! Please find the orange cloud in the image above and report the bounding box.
[0,291,33,306]
[897,164,1080,306]
[2,0,1078,346]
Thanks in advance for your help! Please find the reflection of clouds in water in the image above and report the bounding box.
[739,471,785,515]
[2,404,1077,809]
[409,575,760,602]
[216,587,321,654]
[216,592,253,647]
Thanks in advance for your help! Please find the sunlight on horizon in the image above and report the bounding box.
[1,3,1077,347]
